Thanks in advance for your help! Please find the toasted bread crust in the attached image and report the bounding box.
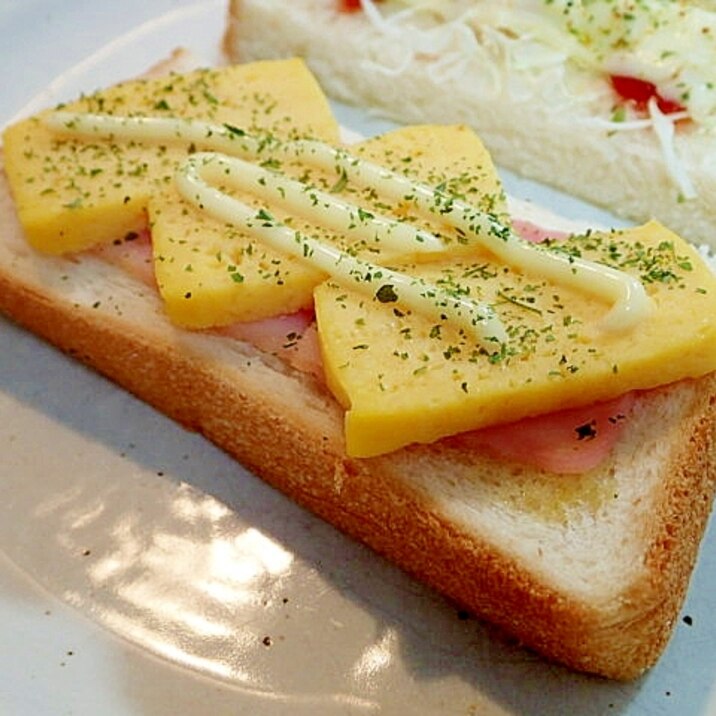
[1,156,715,678]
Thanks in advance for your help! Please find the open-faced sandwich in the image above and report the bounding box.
[1,56,715,680]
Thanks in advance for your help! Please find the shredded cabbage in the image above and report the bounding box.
[647,98,697,200]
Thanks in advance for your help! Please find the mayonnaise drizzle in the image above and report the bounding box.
[179,152,505,345]
[44,111,652,338]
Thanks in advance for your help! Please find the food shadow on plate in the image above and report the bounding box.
[0,317,712,716]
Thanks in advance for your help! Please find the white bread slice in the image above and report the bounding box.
[2,45,715,680]
[1,151,715,679]
[223,0,716,251]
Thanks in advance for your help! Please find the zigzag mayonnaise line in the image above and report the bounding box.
[44,111,652,337]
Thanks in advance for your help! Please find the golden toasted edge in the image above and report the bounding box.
[497,375,716,679]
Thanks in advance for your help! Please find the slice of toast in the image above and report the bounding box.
[1,47,715,679]
[1,155,714,679]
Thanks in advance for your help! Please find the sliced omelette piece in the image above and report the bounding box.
[2,58,339,254]
[316,221,716,457]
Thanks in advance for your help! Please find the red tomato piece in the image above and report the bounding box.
[610,75,685,115]
[339,0,383,11]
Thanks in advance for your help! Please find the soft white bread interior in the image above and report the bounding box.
[224,0,716,251]
[1,156,715,680]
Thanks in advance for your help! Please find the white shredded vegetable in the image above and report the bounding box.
[647,98,697,201]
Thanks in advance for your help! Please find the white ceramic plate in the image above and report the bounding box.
[1,2,715,714]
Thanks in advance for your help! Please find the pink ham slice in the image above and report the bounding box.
[92,216,635,472]
[92,229,156,287]
[512,218,570,243]
[216,310,323,379]
[91,230,323,377]
[447,393,636,474]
